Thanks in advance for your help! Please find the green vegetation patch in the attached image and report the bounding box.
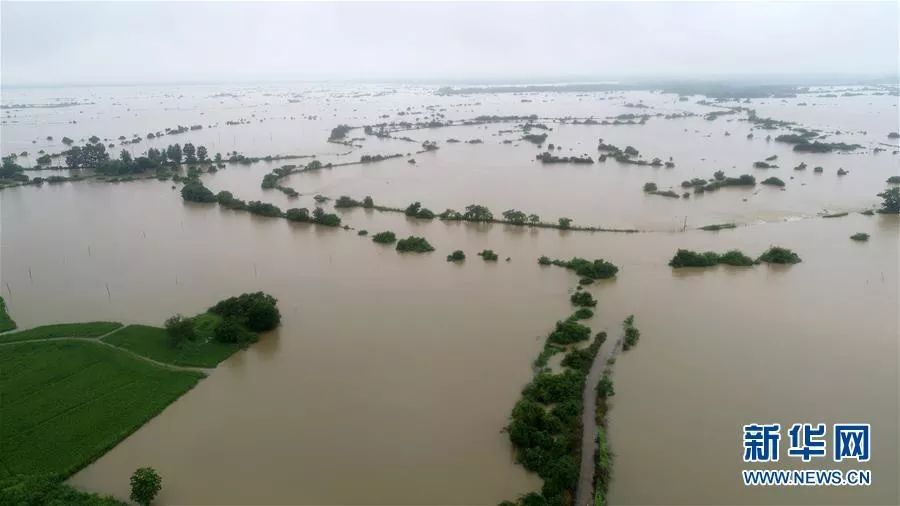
[0,340,202,478]
[396,236,435,253]
[546,257,619,279]
[0,296,17,332]
[758,246,802,264]
[0,321,122,344]
[102,322,240,368]
[372,231,397,244]
[0,475,125,505]
[850,233,870,242]
[669,249,755,268]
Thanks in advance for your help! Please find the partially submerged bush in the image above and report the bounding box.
[668,249,719,268]
[571,308,594,320]
[850,233,870,242]
[447,250,466,262]
[286,207,310,222]
[570,291,597,307]
[478,249,499,261]
[758,246,802,264]
[669,248,755,268]
[622,315,640,351]
[550,257,619,279]
[547,319,591,345]
[761,177,786,187]
[372,231,397,244]
[181,181,216,203]
[396,236,435,253]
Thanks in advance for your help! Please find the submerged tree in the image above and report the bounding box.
[130,467,162,506]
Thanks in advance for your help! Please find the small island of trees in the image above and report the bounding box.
[396,236,434,253]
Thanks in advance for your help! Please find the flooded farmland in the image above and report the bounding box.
[2,82,898,505]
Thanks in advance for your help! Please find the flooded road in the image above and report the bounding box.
[2,84,897,504]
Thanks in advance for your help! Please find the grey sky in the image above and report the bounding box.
[2,1,898,85]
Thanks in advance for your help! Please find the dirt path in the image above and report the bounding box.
[574,338,622,506]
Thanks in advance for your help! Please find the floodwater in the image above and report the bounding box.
[1,84,898,504]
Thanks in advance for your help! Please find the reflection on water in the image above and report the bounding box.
[1,85,897,505]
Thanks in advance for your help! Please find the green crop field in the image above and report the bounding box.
[0,296,16,332]
[0,340,203,478]
[0,321,122,343]
[102,318,242,368]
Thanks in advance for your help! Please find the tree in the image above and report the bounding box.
[404,201,422,217]
[502,209,527,225]
[119,150,133,165]
[528,214,541,225]
[164,314,195,348]
[214,152,223,163]
[166,144,182,164]
[463,204,493,221]
[197,145,208,163]
[130,467,162,506]
[558,217,572,229]
[182,143,197,163]
[878,187,900,214]
[1,157,24,179]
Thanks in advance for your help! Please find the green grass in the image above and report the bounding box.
[0,296,16,332]
[0,322,122,344]
[0,340,203,478]
[102,317,242,368]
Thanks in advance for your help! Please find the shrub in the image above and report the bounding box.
[181,181,216,203]
[358,230,368,236]
[313,211,341,227]
[551,257,619,279]
[570,291,597,307]
[478,249,499,261]
[363,196,374,208]
[334,195,361,208]
[622,315,640,351]
[643,182,658,192]
[285,207,310,222]
[718,250,755,266]
[537,256,551,265]
[572,308,594,320]
[887,176,900,184]
[396,236,434,253]
[668,249,720,268]
[246,201,283,218]
[850,233,870,242]
[761,177,785,187]
[548,319,591,345]
[209,292,281,332]
[758,246,802,264]
[372,231,397,244]
[416,208,435,219]
[447,250,466,262]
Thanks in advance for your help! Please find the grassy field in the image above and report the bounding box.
[0,340,203,478]
[0,296,16,332]
[102,315,242,368]
[0,321,122,343]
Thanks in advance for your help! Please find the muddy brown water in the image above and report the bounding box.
[1,85,897,504]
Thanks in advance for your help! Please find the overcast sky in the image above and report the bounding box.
[2,1,898,86]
